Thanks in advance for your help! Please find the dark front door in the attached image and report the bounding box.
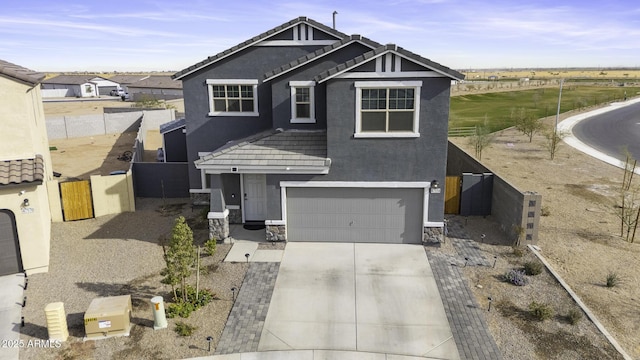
[0,210,23,276]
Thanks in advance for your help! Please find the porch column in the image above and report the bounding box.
[208,174,229,241]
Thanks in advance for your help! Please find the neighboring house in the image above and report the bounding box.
[41,75,118,97]
[107,74,150,94]
[160,118,187,162]
[0,59,54,275]
[172,17,464,244]
[126,75,183,101]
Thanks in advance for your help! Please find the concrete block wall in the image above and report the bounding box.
[447,141,542,245]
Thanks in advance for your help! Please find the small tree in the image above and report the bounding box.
[617,151,639,242]
[162,216,196,302]
[512,108,543,142]
[543,128,567,160]
[468,116,494,160]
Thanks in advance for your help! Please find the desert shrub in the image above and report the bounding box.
[606,272,619,288]
[541,206,551,216]
[567,308,583,325]
[166,286,215,318]
[529,301,553,321]
[174,321,196,336]
[504,269,528,286]
[523,261,543,276]
[204,238,217,257]
[512,247,525,257]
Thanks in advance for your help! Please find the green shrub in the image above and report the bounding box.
[204,238,217,257]
[606,272,619,288]
[529,301,553,321]
[523,261,543,276]
[512,247,525,257]
[166,286,215,318]
[174,321,196,336]
[504,269,528,286]
[567,308,583,325]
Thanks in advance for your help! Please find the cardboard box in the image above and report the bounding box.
[84,295,132,339]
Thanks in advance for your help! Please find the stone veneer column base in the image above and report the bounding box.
[423,226,444,246]
[266,225,286,242]
[209,216,229,241]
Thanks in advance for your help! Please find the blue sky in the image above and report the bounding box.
[1,0,639,72]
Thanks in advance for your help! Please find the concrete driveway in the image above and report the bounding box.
[0,273,26,360]
[257,243,460,359]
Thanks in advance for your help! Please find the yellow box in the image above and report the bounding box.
[84,295,132,339]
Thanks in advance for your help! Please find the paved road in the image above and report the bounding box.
[572,101,640,162]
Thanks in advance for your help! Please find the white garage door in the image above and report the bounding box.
[0,210,23,276]
[286,187,423,244]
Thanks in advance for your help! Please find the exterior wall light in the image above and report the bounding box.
[430,180,441,194]
[22,198,30,207]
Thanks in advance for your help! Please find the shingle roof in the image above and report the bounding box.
[160,118,186,134]
[107,74,150,85]
[0,59,45,86]
[314,44,465,83]
[173,17,348,80]
[0,155,45,186]
[195,129,329,169]
[42,74,96,85]
[263,35,382,81]
[127,75,182,89]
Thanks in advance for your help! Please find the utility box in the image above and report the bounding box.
[45,302,69,342]
[84,295,132,339]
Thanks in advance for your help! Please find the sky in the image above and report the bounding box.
[1,0,639,72]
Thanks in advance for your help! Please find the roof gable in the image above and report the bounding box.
[263,35,382,82]
[315,44,465,83]
[173,17,347,80]
[0,59,45,86]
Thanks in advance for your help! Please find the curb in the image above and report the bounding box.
[527,245,633,360]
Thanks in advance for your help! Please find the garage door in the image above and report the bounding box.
[0,210,23,276]
[286,187,423,243]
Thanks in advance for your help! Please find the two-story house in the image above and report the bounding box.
[0,59,54,275]
[172,17,463,244]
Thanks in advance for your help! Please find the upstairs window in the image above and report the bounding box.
[206,79,259,116]
[290,81,316,123]
[355,81,422,138]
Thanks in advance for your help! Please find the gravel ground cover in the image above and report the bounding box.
[19,199,248,360]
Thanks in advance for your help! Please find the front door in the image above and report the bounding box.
[243,174,267,221]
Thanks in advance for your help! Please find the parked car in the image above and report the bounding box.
[110,88,125,96]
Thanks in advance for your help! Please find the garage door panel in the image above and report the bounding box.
[0,210,22,276]
[287,187,423,244]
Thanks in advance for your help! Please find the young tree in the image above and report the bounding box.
[468,121,493,160]
[617,151,639,242]
[543,128,567,160]
[162,216,196,302]
[512,108,543,142]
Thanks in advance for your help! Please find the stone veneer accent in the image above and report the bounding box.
[227,208,242,224]
[423,226,443,246]
[266,224,286,242]
[209,216,229,241]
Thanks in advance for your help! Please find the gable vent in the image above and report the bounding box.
[375,54,402,73]
[293,24,314,41]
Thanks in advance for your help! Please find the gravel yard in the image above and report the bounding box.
[19,199,248,360]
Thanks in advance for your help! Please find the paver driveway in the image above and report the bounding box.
[258,243,460,359]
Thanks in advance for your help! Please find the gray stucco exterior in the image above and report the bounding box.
[174,17,463,242]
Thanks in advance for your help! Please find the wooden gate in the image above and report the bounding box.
[444,176,461,214]
[60,180,94,221]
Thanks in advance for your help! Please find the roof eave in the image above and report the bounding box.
[197,164,331,175]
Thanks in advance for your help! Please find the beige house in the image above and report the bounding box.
[0,59,54,275]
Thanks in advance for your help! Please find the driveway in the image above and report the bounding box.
[0,273,25,360]
[257,243,460,359]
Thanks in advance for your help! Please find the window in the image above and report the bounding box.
[355,81,422,138]
[290,81,315,123]
[206,79,259,116]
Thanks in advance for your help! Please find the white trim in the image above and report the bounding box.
[355,80,422,88]
[307,24,313,40]
[189,188,210,194]
[353,132,420,138]
[395,54,402,72]
[265,219,285,226]
[263,40,377,82]
[375,57,382,72]
[206,80,259,116]
[293,24,299,40]
[256,40,337,46]
[280,181,430,188]
[337,71,443,79]
[424,221,444,227]
[200,170,208,190]
[423,188,430,225]
[385,53,392,72]
[354,81,422,137]
[289,81,316,124]
[207,209,229,219]
[226,205,240,210]
[200,166,330,174]
[206,79,258,85]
